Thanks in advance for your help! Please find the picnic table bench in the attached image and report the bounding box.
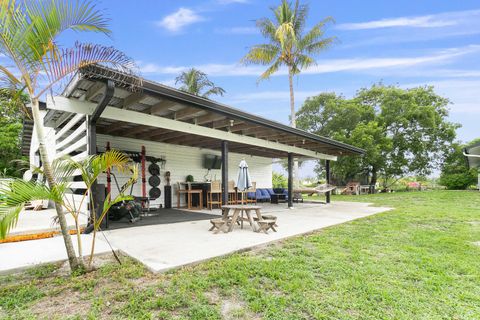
[209,205,277,234]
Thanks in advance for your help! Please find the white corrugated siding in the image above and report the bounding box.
[96,134,272,207]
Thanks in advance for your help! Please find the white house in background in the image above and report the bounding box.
[22,65,364,226]
[464,142,480,189]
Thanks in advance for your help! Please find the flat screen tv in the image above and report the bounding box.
[203,154,222,170]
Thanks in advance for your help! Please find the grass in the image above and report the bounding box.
[1,190,479,319]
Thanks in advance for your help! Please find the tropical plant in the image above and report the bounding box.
[0,150,137,269]
[0,0,138,271]
[241,0,335,187]
[272,172,287,188]
[175,68,225,98]
[241,0,335,128]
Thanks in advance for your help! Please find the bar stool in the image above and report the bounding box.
[207,180,222,210]
[176,182,203,209]
[227,180,237,205]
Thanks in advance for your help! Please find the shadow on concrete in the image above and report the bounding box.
[107,208,219,230]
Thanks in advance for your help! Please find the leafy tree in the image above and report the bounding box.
[439,141,478,190]
[0,0,137,271]
[175,68,225,98]
[297,85,459,189]
[0,89,28,177]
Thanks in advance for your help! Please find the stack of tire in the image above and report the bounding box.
[148,162,161,200]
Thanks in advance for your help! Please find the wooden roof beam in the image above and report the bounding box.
[195,113,226,126]
[122,92,144,109]
[174,107,205,120]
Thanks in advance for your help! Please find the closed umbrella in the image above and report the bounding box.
[236,159,252,204]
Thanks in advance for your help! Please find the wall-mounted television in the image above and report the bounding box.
[203,154,222,170]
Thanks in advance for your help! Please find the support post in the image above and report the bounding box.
[326,160,331,204]
[287,153,293,208]
[87,80,114,231]
[221,141,228,206]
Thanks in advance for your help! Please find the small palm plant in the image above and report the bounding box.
[0,0,138,271]
[0,150,137,269]
[175,68,226,98]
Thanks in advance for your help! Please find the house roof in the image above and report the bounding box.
[39,65,364,159]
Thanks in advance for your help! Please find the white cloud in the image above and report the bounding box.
[214,26,257,35]
[337,9,480,30]
[140,45,480,77]
[156,8,204,32]
[217,0,249,4]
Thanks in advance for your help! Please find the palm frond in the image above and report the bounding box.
[37,42,137,98]
[202,86,226,98]
[0,204,23,239]
[259,59,282,81]
[255,18,277,43]
[241,44,280,66]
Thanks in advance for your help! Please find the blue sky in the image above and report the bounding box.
[59,0,479,176]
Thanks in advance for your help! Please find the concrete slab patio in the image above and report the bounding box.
[103,201,390,272]
[0,201,390,274]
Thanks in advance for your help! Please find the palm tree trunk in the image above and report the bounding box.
[288,68,300,187]
[30,97,80,271]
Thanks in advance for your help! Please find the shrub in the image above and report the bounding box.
[272,172,287,188]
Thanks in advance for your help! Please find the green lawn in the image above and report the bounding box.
[1,191,479,319]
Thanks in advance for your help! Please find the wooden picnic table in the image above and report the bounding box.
[222,205,263,232]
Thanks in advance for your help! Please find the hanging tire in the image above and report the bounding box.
[149,187,161,199]
[148,175,161,187]
[148,163,160,175]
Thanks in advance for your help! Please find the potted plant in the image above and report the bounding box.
[186,175,194,183]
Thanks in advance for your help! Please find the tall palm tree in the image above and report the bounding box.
[241,0,335,185]
[175,68,225,98]
[0,0,138,271]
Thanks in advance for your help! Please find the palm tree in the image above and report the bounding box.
[0,0,138,271]
[175,68,225,98]
[241,0,335,186]
[0,150,137,269]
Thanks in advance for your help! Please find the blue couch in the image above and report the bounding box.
[249,188,289,202]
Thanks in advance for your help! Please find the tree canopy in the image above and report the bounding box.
[0,89,28,177]
[296,84,459,188]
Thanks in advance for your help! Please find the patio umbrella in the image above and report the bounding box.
[236,159,252,204]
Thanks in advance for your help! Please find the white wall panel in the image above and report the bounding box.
[96,134,273,207]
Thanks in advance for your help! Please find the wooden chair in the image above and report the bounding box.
[176,182,189,208]
[176,182,203,210]
[227,180,237,205]
[244,182,257,204]
[207,180,222,210]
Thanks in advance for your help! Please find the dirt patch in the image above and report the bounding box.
[30,290,88,319]
[221,297,261,320]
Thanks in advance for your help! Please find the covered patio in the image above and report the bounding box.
[34,65,364,222]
